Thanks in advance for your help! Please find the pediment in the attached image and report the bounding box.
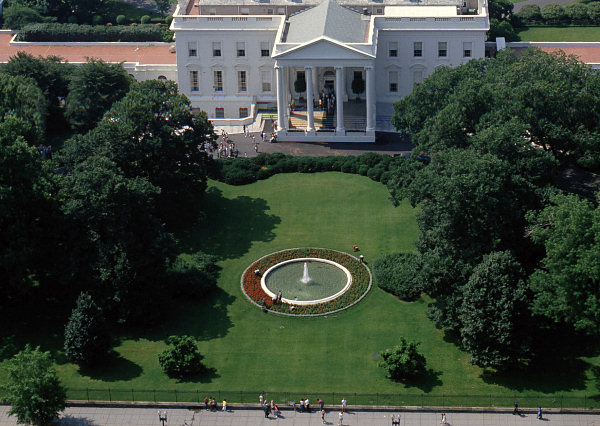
[274,38,374,61]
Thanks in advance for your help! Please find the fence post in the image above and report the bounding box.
[421,393,424,407]
[175,389,178,403]
[376,393,379,406]
[108,388,111,402]
[197,390,200,403]
[240,391,243,404]
[490,394,492,407]
[560,395,563,410]
[131,389,134,402]
[219,390,221,401]
[86,388,89,402]
[154,390,156,402]
[442,393,444,407]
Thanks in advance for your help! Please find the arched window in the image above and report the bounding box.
[158,75,167,81]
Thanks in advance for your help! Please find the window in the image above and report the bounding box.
[237,41,246,57]
[389,71,398,92]
[413,41,422,57]
[413,70,423,84]
[438,41,447,57]
[376,8,383,14]
[239,107,249,118]
[261,70,272,92]
[240,8,249,14]
[260,41,270,57]
[389,41,398,57]
[296,70,305,81]
[463,41,472,58]
[238,70,247,92]
[157,75,167,81]
[208,8,216,14]
[267,8,274,14]
[354,70,362,80]
[187,41,197,57]
[212,42,221,57]
[215,107,224,118]
[277,7,285,13]
[213,70,223,92]
[190,70,199,91]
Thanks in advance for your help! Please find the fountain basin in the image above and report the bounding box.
[261,258,352,306]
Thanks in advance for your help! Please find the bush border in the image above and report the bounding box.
[241,248,372,317]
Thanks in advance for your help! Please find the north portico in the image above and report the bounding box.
[170,0,489,142]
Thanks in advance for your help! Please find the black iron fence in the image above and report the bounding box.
[65,389,600,409]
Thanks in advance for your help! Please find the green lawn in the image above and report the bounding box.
[2,172,599,406]
[518,26,600,41]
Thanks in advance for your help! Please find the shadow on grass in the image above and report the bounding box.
[180,186,281,260]
[127,286,236,343]
[404,368,443,393]
[78,351,143,382]
[174,366,220,384]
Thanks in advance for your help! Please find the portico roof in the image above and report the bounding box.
[285,0,367,44]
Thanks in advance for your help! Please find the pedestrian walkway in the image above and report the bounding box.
[1,405,599,425]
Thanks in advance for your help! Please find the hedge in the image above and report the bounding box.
[207,152,416,186]
[17,23,172,42]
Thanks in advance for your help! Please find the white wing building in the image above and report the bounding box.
[171,0,489,142]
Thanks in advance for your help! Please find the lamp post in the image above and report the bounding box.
[158,410,167,426]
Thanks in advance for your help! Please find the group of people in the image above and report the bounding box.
[202,396,227,411]
[319,90,336,115]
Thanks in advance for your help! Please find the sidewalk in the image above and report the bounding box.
[1,405,599,425]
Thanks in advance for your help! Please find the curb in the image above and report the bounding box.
[63,401,600,414]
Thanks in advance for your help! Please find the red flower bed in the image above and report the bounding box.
[241,248,371,316]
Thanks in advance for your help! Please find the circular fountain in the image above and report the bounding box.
[261,258,352,305]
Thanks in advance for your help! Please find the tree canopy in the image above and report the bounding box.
[392,48,600,170]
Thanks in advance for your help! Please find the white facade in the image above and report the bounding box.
[171,0,489,141]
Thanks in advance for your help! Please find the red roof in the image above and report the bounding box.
[0,33,176,65]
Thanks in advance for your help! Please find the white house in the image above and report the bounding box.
[171,0,488,141]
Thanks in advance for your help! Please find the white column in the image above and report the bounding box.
[276,65,286,132]
[312,67,318,100]
[335,66,345,135]
[365,65,375,134]
[305,66,315,134]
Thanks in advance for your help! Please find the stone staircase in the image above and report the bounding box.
[289,110,334,130]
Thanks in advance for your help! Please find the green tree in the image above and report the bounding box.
[489,0,513,20]
[64,292,110,367]
[0,73,47,143]
[64,59,132,131]
[528,193,600,335]
[62,80,215,226]
[379,338,427,381]
[541,3,566,24]
[459,251,530,369]
[0,118,56,303]
[488,18,519,42]
[1,4,50,29]
[2,345,66,426]
[58,155,175,323]
[1,52,74,129]
[168,252,219,298]
[158,335,207,378]
[155,0,170,14]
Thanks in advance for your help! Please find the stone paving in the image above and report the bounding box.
[1,405,599,426]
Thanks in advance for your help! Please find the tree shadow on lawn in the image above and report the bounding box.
[125,286,236,343]
[173,366,220,384]
[480,330,599,393]
[403,368,443,393]
[77,351,143,382]
[180,187,281,261]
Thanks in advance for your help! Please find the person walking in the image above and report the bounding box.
[222,399,227,411]
[513,401,519,415]
[319,398,324,411]
[440,413,447,424]
[537,407,543,420]
[264,402,270,418]
[321,409,326,424]
[338,410,343,425]
[254,143,258,153]
[259,393,264,406]
[341,398,347,413]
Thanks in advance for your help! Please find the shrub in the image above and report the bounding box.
[67,15,78,24]
[352,77,366,96]
[140,14,151,24]
[294,78,306,94]
[565,2,589,22]
[541,3,566,24]
[516,4,541,23]
[379,338,427,381]
[18,23,166,42]
[158,336,207,378]
[92,14,103,25]
[588,2,600,23]
[165,15,174,25]
[168,252,219,298]
[373,252,423,300]
[116,14,127,25]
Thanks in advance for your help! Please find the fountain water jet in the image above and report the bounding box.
[300,262,312,284]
